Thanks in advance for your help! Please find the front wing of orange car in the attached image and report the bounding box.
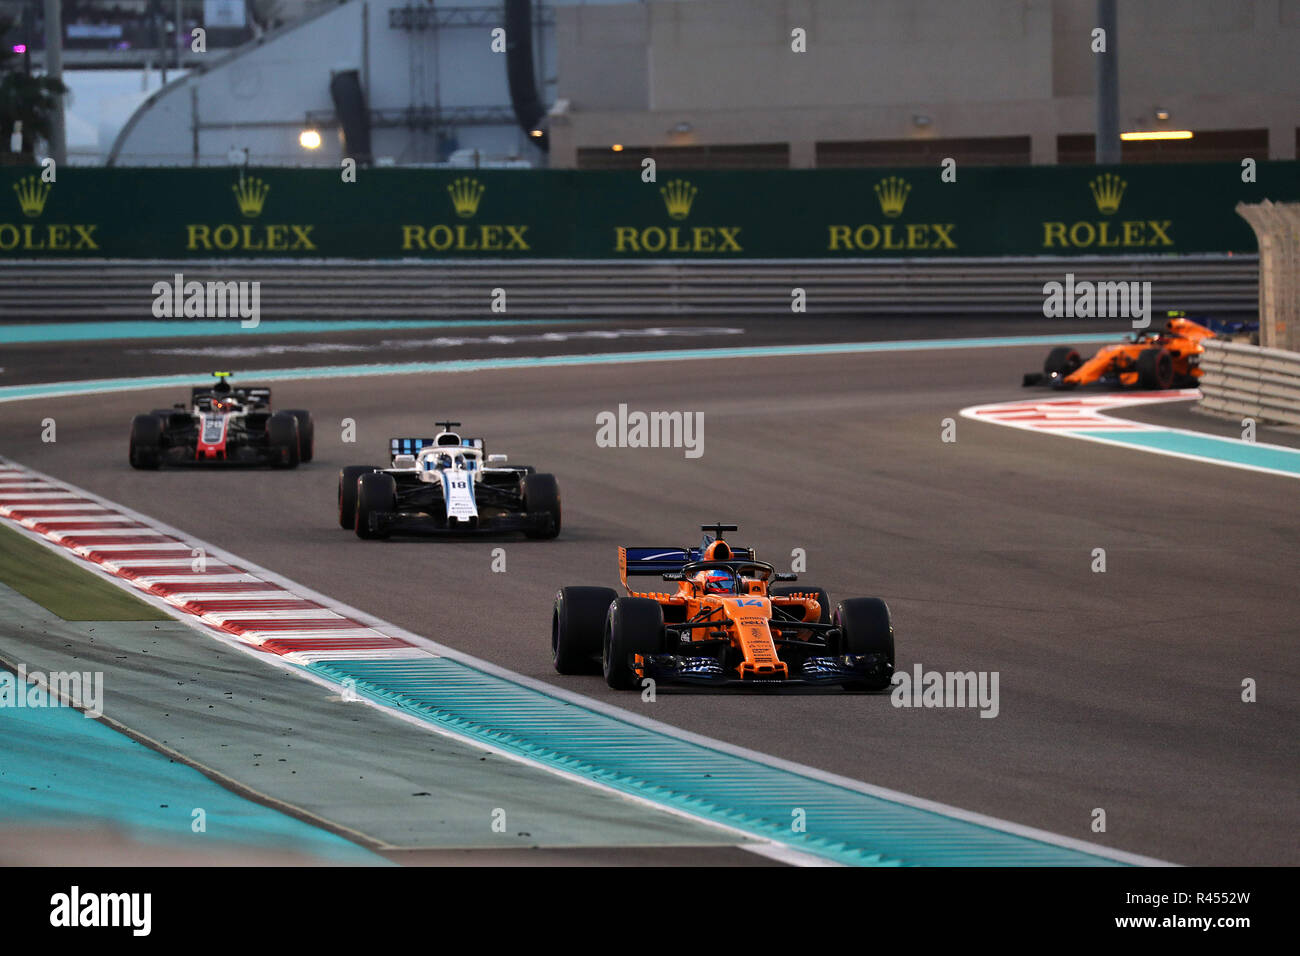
[636,652,892,689]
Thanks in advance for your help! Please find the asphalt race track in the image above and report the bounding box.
[2,317,1296,866]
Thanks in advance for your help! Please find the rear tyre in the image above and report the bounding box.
[834,598,894,691]
[129,414,164,470]
[521,472,561,539]
[266,412,300,469]
[284,409,315,462]
[603,597,666,690]
[338,465,374,530]
[553,586,618,674]
[1044,347,1082,378]
[770,585,832,629]
[1136,348,1175,389]
[354,472,396,540]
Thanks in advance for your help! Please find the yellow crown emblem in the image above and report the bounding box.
[13,176,51,218]
[447,177,485,218]
[873,176,911,218]
[231,175,271,218]
[1089,173,1126,215]
[660,179,698,220]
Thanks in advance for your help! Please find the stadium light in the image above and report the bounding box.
[1120,130,1193,141]
[299,129,323,150]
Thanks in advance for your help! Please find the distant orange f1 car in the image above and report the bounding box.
[551,524,894,691]
[1023,313,1215,390]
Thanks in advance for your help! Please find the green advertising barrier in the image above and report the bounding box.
[0,162,1295,259]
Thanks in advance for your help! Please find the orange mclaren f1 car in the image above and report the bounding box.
[1023,313,1215,390]
[551,524,894,691]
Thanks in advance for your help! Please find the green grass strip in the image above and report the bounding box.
[0,522,169,621]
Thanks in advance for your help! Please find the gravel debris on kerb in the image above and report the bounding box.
[309,658,1124,867]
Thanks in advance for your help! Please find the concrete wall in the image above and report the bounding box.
[550,0,1300,167]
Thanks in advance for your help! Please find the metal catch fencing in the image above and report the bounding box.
[0,254,1260,320]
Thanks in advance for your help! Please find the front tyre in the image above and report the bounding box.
[522,472,561,539]
[338,465,374,530]
[603,597,666,690]
[354,472,396,540]
[552,586,618,674]
[129,414,164,470]
[834,598,894,691]
[1044,347,1082,378]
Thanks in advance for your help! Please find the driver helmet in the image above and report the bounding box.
[704,569,735,593]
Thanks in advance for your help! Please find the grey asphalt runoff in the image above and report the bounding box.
[1,319,1295,866]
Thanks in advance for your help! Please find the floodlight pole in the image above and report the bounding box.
[1095,0,1120,164]
[42,0,66,165]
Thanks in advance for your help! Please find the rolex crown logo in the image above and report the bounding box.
[873,176,911,218]
[13,175,51,218]
[231,175,271,218]
[447,177,485,218]
[1089,173,1126,215]
[660,179,698,220]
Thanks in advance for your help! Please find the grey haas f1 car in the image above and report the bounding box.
[129,372,313,469]
[552,524,894,690]
[339,422,561,540]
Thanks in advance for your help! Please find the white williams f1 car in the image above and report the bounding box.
[338,422,561,540]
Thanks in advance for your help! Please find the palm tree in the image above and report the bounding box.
[0,14,68,164]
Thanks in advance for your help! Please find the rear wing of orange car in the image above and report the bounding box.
[1164,316,1215,342]
[619,545,756,587]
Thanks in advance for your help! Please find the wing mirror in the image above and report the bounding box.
[487,454,508,465]
[774,573,798,581]
[662,572,685,581]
